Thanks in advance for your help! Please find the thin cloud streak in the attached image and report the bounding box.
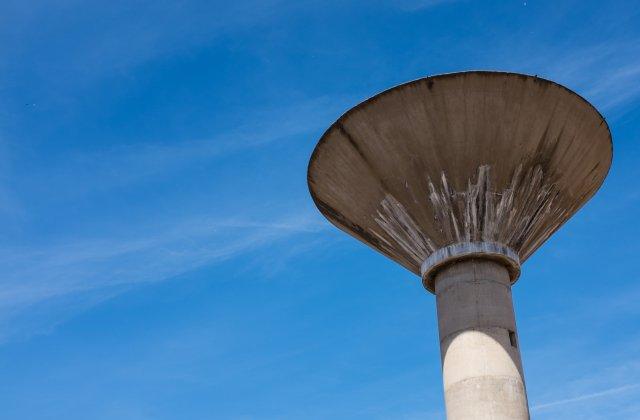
[0,0,288,91]
[0,60,351,345]
[395,0,461,12]
[511,41,640,116]
[0,211,328,343]
[532,383,640,411]
[19,94,351,198]
[0,213,325,307]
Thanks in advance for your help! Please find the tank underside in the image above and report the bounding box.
[307,71,612,291]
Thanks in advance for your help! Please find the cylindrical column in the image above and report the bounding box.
[434,259,529,419]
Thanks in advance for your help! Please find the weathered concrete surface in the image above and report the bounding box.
[435,259,529,419]
[307,72,612,289]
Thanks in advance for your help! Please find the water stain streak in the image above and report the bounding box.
[374,164,567,266]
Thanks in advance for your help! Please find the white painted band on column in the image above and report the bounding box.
[421,241,521,292]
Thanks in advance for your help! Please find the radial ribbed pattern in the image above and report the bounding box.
[307,71,612,277]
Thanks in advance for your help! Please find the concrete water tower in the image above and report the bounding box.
[307,71,612,419]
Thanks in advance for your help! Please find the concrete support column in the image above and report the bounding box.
[434,259,529,419]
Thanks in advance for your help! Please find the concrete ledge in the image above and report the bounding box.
[421,242,521,292]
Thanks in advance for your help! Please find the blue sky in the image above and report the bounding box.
[0,0,639,418]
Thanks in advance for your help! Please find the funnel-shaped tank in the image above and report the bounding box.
[308,71,612,291]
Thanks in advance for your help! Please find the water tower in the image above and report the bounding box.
[307,71,612,419]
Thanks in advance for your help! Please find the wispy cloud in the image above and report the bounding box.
[22,94,350,198]
[532,383,640,411]
[0,0,288,90]
[504,40,640,116]
[536,43,640,113]
[0,211,327,343]
[0,19,353,342]
[521,269,640,418]
[395,0,461,12]
[0,88,347,346]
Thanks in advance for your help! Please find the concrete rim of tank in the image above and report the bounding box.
[307,70,614,284]
[420,242,521,293]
